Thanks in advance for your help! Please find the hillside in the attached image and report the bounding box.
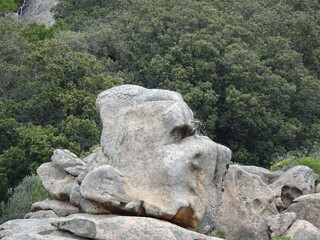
[0,0,319,203]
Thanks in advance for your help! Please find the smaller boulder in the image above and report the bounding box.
[267,212,296,238]
[285,220,320,240]
[37,162,78,200]
[25,210,58,219]
[0,219,55,239]
[80,165,135,209]
[31,198,79,217]
[240,166,283,184]
[70,185,109,214]
[285,193,320,228]
[269,165,318,211]
[51,149,85,176]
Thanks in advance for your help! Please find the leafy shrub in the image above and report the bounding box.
[270,156,320,176]
[271,236,292,240]
[0,175,49,224]
[22,20,68,42]
[216,229,226,239]
[0,0,17,14]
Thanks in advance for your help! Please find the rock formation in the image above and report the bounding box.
[0,85,230,240]
[0,85,319,240]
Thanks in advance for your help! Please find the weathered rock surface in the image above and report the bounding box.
[51,214,223,240]
[19,0,58,27]
[200,165,278,240]
[0,214,224,240]
[0,219,55,239]
[31,198,79,217]
[37,162,78,200]
[285,220,320,240]
[269,165,318,211]
[51,149,85,176]
[285,193,320,228]
[267,212,296,238]
[82,85,232,228]
[70,185,109,214]
[25,210,58,219]
[240,165,283,184]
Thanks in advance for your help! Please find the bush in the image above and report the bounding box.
[270,155,320,176]
[216,229,226,239]
[271,236,292,240]
[0,175,49,224]
[0,0,17,14]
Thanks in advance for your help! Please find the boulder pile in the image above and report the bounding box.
[0,85,319,240]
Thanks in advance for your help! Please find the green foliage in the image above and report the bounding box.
[271,236,292,240]
[0,0,17,14]
[0,175,49,224]
[270,155,320,176]
[22,20,68,42]
[216,229,227,239]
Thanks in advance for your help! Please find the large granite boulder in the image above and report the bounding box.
[285,220,320,240]
[269,165,318,211]
[22,85,230,235]
[267,212,296,238]
[285,193,320,228]
[199,165,278,240]
[74,85,231,228]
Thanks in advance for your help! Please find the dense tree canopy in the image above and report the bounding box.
[0,0,319,202]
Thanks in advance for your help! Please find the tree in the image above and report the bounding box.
[0,0,17,14]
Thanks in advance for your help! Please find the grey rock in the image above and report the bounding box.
[2,233,78,240]
[51,213,223,240]
[240,165,283,184]
[267,212,296,238]
[50,230,90,239]
[70,185,109,214]
[90,85,231,228]
[19,0,58,27]
[0,219,55,239]
[80,165,134,209]
[31,198,79,217]
[285,220,320,240]
[285,193,320,228]
[316,183,320,193]
[51,149,85,176]
[200,165,277,240]
[269,165,318,211]
[25,210,58,219]
[37,162,78,200]
[77,147,109,184]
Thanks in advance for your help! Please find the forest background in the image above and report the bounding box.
[0,0,319,218]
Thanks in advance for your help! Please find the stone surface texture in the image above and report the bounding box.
[24,210,58,219]
[240,165,283,184]
[31,198,79,217]
[200,165,278,240]
[19,0,58,27]
[83,85,232,228]
[285,220,320,240]
[269,165,318,210]
[285,193,320,228]
[267,212,296,237]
